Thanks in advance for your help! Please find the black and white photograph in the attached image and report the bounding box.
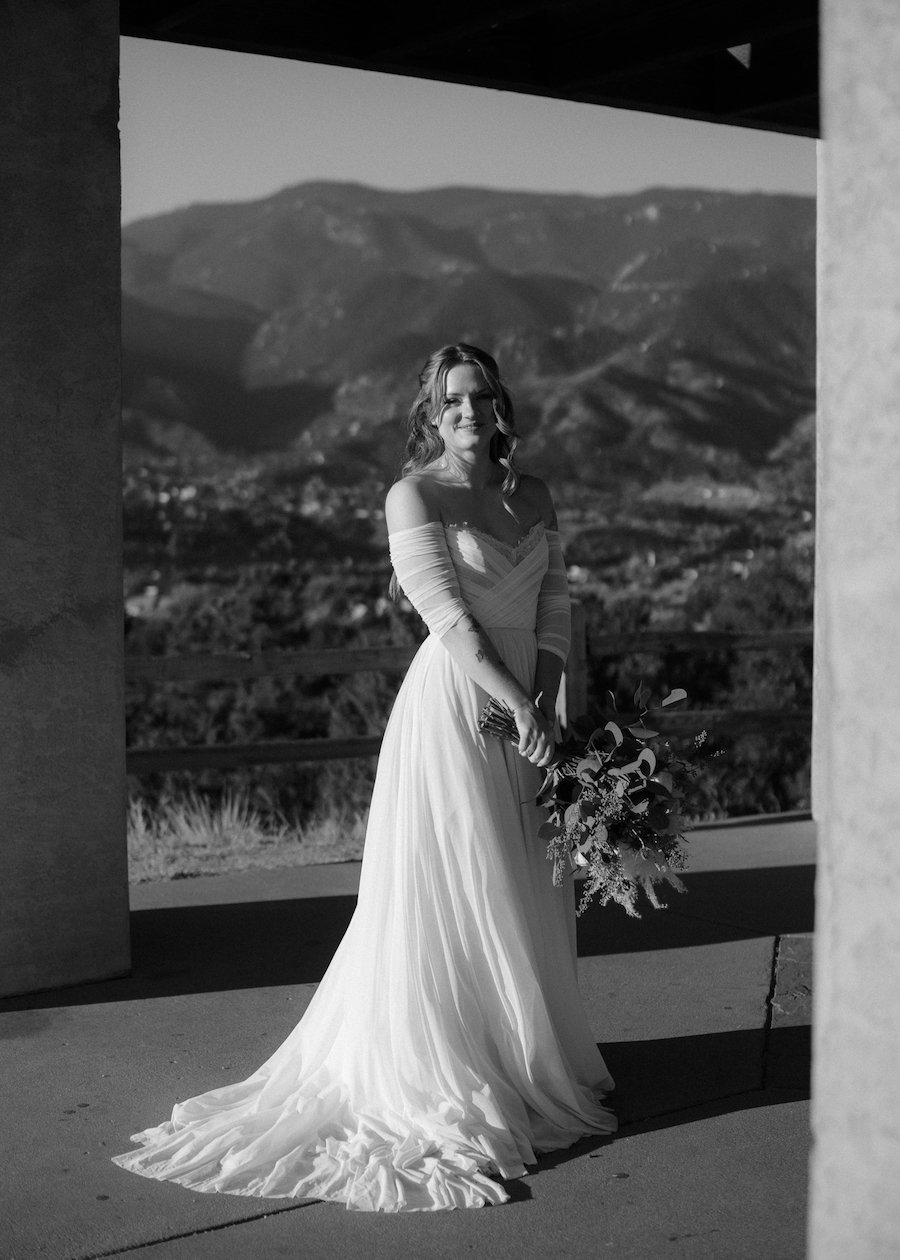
[2,3,899,1258]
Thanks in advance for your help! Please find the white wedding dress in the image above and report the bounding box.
[113,520,616,1212]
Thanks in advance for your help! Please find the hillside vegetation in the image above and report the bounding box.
[123,183,815,868]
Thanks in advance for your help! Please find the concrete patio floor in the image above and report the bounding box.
[1,815,815,1260]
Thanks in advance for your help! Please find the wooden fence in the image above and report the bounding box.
[124,607,813,776]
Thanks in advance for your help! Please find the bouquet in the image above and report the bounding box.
[478,684,715,918]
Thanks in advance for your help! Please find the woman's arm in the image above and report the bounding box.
[526,476,571,725]
[386,478,554,766]
[533,652,565,725]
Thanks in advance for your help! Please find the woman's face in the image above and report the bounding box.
[436,363,498,456]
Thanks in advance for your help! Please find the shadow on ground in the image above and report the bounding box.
[0,894,358,1011]
[507,1020,811,1201]
[0,864,814,1013]
[576,864,814,957]
[603,1024,811,1119]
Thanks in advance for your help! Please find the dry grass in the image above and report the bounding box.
[127,790,368,884]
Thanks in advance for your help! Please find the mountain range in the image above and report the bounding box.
[121,181,815,485]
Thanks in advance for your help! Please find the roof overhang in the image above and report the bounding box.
[120,0,819,138]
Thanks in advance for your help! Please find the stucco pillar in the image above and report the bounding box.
[0,1,129,995]
[810,1,900,1254]
[810,147,825,828]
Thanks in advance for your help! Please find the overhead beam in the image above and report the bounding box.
[371,0,562,62]
[118,0,820,138]
[562,11,816,91]
[728,90,819,120]
[146,0,225,36]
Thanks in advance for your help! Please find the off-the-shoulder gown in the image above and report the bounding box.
[113,520,616,1212]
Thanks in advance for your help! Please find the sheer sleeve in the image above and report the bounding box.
[535,529,571,663]
[388,522,471,638]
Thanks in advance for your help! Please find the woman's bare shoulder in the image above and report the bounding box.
[517,473,558,528]
[385,474,442,532]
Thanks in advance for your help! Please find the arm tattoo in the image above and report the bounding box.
[462,614,487,663]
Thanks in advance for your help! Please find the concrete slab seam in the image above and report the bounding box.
[73,1200,319,1260]
[762,934,782,1090]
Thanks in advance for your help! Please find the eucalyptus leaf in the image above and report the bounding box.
[636,748,657,776]
[661,687,688,708]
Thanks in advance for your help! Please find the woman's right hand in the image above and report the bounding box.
[511,700,555,768]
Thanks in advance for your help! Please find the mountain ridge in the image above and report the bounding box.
[122,181,815,478]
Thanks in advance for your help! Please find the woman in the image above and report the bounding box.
[113,344,617,1212]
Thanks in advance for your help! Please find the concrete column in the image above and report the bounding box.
[810,144,825,827]
[810,1,900,1254]
[0,1,129,995]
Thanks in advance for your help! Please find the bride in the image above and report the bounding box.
[113,343,617,1212]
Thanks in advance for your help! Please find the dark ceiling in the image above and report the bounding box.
[120,0,819,138]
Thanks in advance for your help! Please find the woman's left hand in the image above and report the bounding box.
[512,701,556,768]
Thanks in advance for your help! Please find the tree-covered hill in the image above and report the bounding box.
[122,183,816,832]
[122,182,814,473]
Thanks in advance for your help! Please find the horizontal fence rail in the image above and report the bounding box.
[125,644,420,685]
[587,628,813,654]
[124,709,811,777]
[122,629,813,686]
[126,736,384,775]
[124,620,813,776]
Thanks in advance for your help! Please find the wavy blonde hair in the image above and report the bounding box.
[389,344,521,602]
[398,343,520,495]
